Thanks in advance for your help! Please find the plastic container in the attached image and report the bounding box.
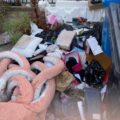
[102,0,120,6]
[102,15,111,57]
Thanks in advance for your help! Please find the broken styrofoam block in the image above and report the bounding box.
[12,35,42,58]
[87,36,103,55]
[56,29,76,50]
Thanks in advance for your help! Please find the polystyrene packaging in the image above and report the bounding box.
[12,35,42,58]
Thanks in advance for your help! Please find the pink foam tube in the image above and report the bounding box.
[0,51,30,69]
[25,79,55,113]
[0,67,36,98]
[10,75,34,104]
[32,59,64,87]
[25,62,56,113]
[0,102,47,120]
[31,61,48,72]
[28,60,64,112]
[0,102,38,120]
[8,64,20,69]
[0,51,30,78]
[0,58,11,77]
[31,61,48,84]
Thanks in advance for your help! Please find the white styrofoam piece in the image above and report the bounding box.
[87,37,103,55]
[12,35,42,58]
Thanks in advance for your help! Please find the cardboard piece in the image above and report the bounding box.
[86,53,112,72]
[88,0,103,10]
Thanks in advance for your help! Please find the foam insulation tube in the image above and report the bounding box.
[8,64,21,69]
[32,59,64,87]
[25,79,55,113]
[25,62,56,113]
[0,51,30,69]
[0,58,11,77]
[31,61,47,72]
[0,67,36,100]
[10,75,34,104]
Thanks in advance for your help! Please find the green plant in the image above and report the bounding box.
[10,32,23,45]
[0,3,11,32]
[3,12,30,44]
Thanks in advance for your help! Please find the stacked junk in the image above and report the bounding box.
[1,1,120,120]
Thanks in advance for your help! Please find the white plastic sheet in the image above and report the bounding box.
[45,1,105,22]
[30,22,43,36]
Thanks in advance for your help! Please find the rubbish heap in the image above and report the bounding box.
[0,8,112,120]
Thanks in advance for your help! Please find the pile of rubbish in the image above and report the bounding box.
[0,13,112,120]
